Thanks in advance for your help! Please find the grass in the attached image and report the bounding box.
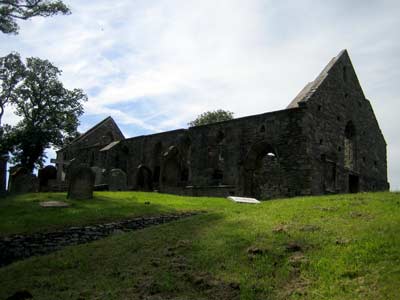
[0,191,399,299]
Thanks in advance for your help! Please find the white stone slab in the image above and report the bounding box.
[40,201,70,208]
[227,196,260,204]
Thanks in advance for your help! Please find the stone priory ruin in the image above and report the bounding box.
[50,50,389,199]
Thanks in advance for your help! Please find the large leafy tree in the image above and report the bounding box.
[5,56,87,171]
[188,109,234,127]
[0,0,70,34]
[0,52,24,126]
[0,52,24,158]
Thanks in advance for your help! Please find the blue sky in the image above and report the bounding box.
[1,0,399,189]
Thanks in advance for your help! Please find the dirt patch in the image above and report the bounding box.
[335,238,351,245]
[279,251,310,298]
[285,242,302,252]
[187,272,240,300]
[288,253,308,268]
[280,276,310,298]
[341,270,362,279]
[349,211,373,220]
[272,224,289,234]
[313,206,338,212]
[299,224,320,232]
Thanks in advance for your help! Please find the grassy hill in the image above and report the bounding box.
[0,192,399,299]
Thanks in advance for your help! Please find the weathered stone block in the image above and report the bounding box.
[8,167,38,194]
[108,168,127,191]
[67,165,95,200]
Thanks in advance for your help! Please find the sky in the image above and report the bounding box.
[1,0,399,190]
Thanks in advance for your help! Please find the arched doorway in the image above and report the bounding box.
[242,141,281,199]
[152,142,162,189]
[136,165,153,191]
[344,121,359,193]
[161,146,181,188]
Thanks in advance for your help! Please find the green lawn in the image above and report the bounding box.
[0,191,399,299]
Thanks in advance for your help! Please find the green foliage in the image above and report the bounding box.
[2,55,87,171]
[0,0,70,34]
[188,109,234,127]
[0,52,24,125]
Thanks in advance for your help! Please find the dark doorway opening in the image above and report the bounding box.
[153,166,160,183]
[137,165,153,191]
[349,174,359,193]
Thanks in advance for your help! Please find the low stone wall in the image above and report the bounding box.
[0,212,199,267]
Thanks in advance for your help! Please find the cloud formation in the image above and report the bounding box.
[1,0,399,189]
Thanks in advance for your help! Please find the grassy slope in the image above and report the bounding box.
[0,192,399,299]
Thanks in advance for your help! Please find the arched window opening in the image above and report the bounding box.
[344,121,356,170]
[343,66,348,82]
[216,130,225,144]
[153,166,160,183]
[211,169,223,185]
[260,125,265,133]
[181,167,189,182]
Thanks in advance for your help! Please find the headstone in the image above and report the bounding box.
[8,167,38,194]
[91,166,106,185]
[38,165,57,192]
[227,196,260,204]
[108,168,127,191]
[67,165,95,200]
[65,158,79,182]
[0,154,8,194]
[40,201,70,208]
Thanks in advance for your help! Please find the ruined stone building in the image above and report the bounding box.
[53,50,389,199]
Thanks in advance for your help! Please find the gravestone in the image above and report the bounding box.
[108,168,127,191]
[67,165,95,200]
[65,158,79,182]
[91,166,106,185]
[8,167,38,194]
[40,201,70,208]
[0,154,8,194]
[227,196,260,204]
[38,165,57,192]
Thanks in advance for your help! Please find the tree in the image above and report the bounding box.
[188,109,234,127]
[0,52,24,126]
[0,0,70,34]
[6,55,87,171]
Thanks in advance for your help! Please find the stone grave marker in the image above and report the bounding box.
[91,166,106,185]
[67,165,95,200]
[108,168,127,191]
[38,165,57,192]
[227,196,260,204]
[40,201,70,208]
[8,167,38,194]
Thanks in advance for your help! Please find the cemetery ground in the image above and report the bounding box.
[0,192,399,300]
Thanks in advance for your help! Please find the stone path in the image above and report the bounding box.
[0,212,200,267]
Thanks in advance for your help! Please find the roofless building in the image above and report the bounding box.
[54,50,389,199]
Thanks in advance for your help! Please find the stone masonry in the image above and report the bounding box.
[54,50,389,199]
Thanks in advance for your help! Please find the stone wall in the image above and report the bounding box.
[55,117,124,182]
[300,51,389,194]
[54,50,389,199]
[0,212,198,267]
[95,108,311,199]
